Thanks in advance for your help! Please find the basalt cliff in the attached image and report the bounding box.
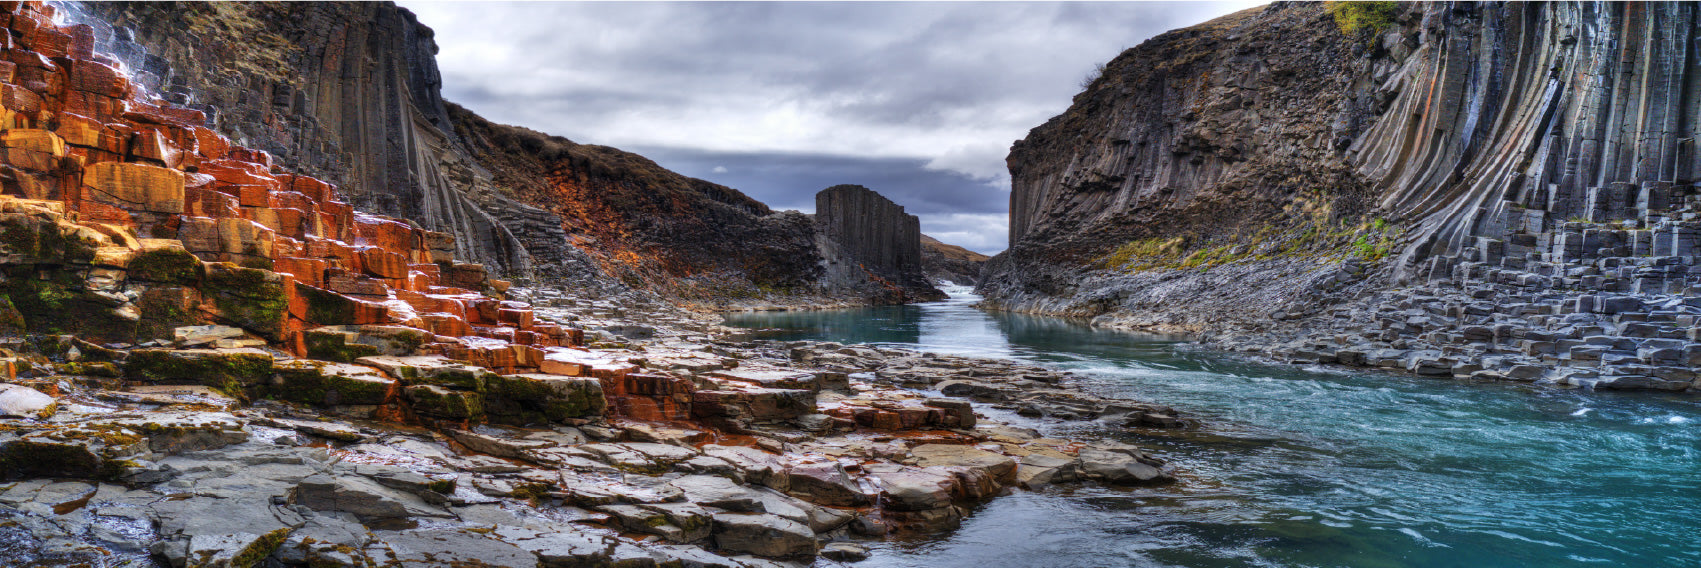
[981,1,1701,391]
[65,0,944,306]
[0,2,1160,567]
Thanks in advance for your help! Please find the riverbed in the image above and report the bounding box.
[723,286,1701,568]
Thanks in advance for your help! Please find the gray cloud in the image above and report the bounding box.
[400,1,1263,253]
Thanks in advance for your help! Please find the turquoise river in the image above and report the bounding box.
[722,287,1701,568]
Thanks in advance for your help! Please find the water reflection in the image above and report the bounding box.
[724,288,1701,568]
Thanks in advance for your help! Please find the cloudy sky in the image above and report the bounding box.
[400,1,1262,255]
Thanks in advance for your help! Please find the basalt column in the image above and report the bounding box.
[814,185,944,302]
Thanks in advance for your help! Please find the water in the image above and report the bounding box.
[724,286,1701,568]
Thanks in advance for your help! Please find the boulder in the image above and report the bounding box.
[0,384,56,419]
[785,462,868,506]
[1077,448,1172,485]
[711,512,818,558]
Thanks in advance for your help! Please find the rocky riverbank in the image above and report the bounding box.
[1,284,1188,568]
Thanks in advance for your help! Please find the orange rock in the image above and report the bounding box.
[420,313,472,337]
[497,308,533,328]
[273,255,326,285]
[82,161,184,213]
[359,248,408,279]
[0,82,40,114]
[326,274,389,298]
[130,127,183,168]
[284,174,335,202]
[197,159,278,189]
[190,126,228,160]
[227,146,271,169]
[185,186,240,218]
[1,128,63,155]
[67,60,127,98]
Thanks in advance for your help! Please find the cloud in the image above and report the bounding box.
[398,1,1266,253]
[711,166,727,174]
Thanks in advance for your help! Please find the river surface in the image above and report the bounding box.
[723,286,1701,568]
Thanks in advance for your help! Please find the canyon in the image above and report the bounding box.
[979,1,1701,392]
[2,1,1699,567]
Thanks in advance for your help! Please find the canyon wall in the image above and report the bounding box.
[63,1,543,276]
[981,1,1701,333]
[815,185,944,302]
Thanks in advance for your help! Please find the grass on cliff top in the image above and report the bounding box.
[1326,1,1401,36]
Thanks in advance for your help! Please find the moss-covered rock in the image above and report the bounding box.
[0,268,139,343]
[136,286,203,343]
[129,245,205,284]
[303,330,380,363]
[201,263,288,340]
[124,348,275,397]
[483,373,606,425]
[294,282,359,325]
[403,385,483,420]
[267,360,394,406]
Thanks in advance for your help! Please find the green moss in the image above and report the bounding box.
[231,527,293,568]
[303,330,379,363]
[405,386,483,419]
[128,247,205,284]
[54,361,121,377]
[124,349,274,396]
[426,478,456,493]
[1326,1,1400,36]
[0,440,105,480]
[202,263,288,340]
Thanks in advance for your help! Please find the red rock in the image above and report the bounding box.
[274,256,328,288]
[130,127,183,168]
[190,126,228,159]
[197,159,278,189]
[420,313,472,337]
[359,248,408,279]
[68,60,127,98]
[326,274,389,298]
[497,308,533,328]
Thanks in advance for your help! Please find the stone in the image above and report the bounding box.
[597,502,713,543]
[874,468,956,511]
[0,384,56,419]
[821,542,870,562]
[82,161,185,213]
[785,462,868,506]
[369,529,537,568]
[294,473,448,526]
[711,512,818,558]
[1077,448,1172,485]
[908,444,1017,485]
[123,348,274,394]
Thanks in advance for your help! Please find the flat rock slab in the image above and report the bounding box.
[0,384,56,418]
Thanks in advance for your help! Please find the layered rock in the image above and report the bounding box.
[815,184,945,302]
[64,1,545,276]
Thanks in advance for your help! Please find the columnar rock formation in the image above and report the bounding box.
[815,184,944,301]
[980,2,1701,390]
[64,1,541,275]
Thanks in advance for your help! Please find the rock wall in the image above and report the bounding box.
[981,1,1701,334]
[61,1,543,276]
[815,185,943,301]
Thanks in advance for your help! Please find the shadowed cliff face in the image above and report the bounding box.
[982,1,1701,328]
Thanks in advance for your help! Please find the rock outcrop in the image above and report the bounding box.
[979,1,1701,391]
[63,1,552,276]
[815,185,945,302]
[920,234,989,286]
